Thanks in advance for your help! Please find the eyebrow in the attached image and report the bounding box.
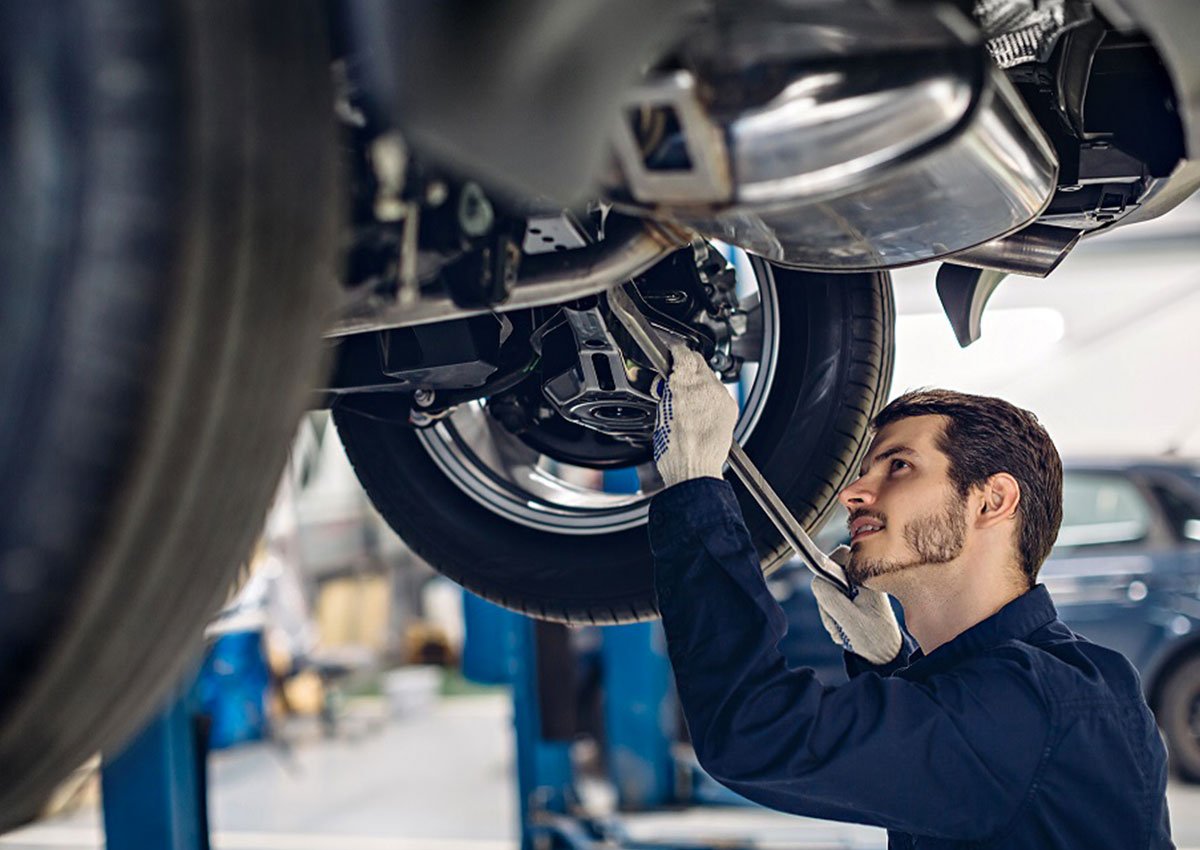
[859,445,917,478]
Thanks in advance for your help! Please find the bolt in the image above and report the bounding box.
[413,388,435,407]
[369,132,408,223]
[709,351,733,372]
[425,180,449,207]
[457,182,494,238]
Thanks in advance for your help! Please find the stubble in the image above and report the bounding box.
[846,491,968,584]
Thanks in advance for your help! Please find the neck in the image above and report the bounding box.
[876,557,1027,654]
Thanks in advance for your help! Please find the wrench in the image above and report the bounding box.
[606,283,858,599]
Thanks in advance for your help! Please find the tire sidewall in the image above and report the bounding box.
[334,266,894,622]
[0,0,338,829]
[1161,655,1200,781]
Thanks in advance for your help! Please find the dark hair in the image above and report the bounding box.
[872,389,1063,586]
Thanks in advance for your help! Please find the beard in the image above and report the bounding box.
[845,490,968,585]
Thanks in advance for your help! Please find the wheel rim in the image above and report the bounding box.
[415,249,781,534]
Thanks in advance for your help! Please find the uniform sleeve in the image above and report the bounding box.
[843,634,918,679]
[649,478,1052,841]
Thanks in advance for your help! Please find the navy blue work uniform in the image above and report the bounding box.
[649,478,1173,849]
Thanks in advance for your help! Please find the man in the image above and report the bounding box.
[648,345,1172,848]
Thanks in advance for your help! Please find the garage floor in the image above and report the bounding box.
[2,691,1199,850]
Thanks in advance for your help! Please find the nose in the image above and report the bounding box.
[838,475,875,510]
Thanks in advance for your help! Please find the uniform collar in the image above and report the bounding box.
[900,584,1059,678]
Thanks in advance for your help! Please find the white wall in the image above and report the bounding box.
[887,200,1200,458]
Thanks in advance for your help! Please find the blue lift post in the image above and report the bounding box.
[462,588,761,850]
[100,675,210,850]
[462,465,755,847]
[598,467,678,812]
[463,591,576,849]
[599,622,676,810]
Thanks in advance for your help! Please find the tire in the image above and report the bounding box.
[1159,654,1200,782]
[333,266,893,623]
[0,0,337,830]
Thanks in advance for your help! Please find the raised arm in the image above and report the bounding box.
[650,479,1050,841]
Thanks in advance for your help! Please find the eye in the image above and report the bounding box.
[889,458,910,473]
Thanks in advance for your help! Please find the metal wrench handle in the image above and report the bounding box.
[605,284,857,598]
[726,443,855,596]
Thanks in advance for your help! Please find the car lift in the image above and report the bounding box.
[462,590,753,850]
[97,469,756,850]
[99,598,763,850]
[457,464,756,850]
[94,266,851,850]
[100,677,210,850]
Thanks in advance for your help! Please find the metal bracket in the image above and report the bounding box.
[543,304,659,439]
[935,263,1009,348]
[610,70,733,205]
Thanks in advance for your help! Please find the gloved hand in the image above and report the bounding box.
[652,343,739,489]
[810,545,904,665]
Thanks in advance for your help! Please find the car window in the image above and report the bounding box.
[1055,473,1153,548]
[1149,481,1200,542]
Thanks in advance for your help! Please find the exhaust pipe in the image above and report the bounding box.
[326,218,684,337]
[945,224,1083,278]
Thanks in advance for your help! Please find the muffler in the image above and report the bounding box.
[605,6,1059,270]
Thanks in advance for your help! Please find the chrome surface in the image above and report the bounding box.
[947,223,1083,277]
[727,64,974,206]
[677,1,978,69]
[413,250,780,535]
[326,219,683,337]
[608,50,1058,270]
[675,64,1056,270]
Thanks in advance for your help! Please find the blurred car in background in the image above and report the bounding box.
[773,458,1200,780]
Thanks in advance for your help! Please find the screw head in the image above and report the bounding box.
[457,182,494,238]
[709,351,733,372]
[425,180,449,206]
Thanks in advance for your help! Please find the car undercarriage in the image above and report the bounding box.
[2,0,1199,831]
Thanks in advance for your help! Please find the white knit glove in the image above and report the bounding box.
[811,546,904,665]
[652,344,738,489]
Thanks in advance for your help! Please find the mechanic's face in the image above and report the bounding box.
[837,415,968,586]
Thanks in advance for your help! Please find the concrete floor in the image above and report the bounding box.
[2,691,1199,850]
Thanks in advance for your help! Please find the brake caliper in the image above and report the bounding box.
[541,300,660,442]
[538,239,746,444]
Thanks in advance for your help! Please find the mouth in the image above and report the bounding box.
[848,515,886,543]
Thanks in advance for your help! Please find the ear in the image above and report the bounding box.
[976,472,1020,530]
